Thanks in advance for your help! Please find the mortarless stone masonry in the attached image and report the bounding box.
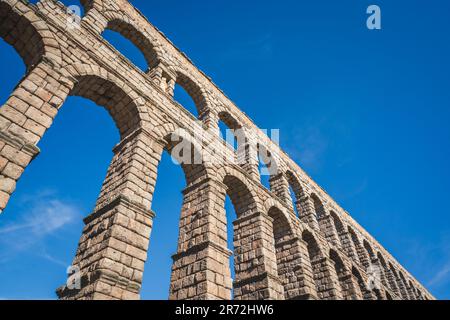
[0,0,434,300]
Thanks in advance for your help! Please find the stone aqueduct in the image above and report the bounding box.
[0,0,433,300]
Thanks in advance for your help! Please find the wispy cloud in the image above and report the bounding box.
[0,191,81,264]
[400,233,450,298]
[429,262,450,287]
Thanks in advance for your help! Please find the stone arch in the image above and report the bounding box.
[389,263,409,300]
[39,0,96,17]
[218,111,242,132]
[311,193,331,239]
[223,174,258,218]
[311,193,326,219]
[330,211,346,249]
[348,226,369,268]
[268,205,293,244]
[416,288,424,300]
[257,142,278,188]
[217,110,245,154]
[268,206,297,298]
[285,170,305,214]
[173,70,209,118]
[78,0,99,13]
[215,167,284,299]
[263,198,291,223]
[373,251,389,290]
[101,12,161,71]
[385,291,393,300]
[216,165,263,216]
[408,280,418,300]
[329,249,353,299]
[378,253,399,297]
[363,239,376,262]
[160,130,208,186]
[351,266,372,300]
[398,271,412,300]
[0,0,62,70]
[150,120,215,187]
[64,63,143,138]
[302,230,341,299]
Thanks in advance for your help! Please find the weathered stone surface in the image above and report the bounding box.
[0,0,433,301]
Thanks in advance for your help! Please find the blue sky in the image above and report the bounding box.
[1,0,449,300]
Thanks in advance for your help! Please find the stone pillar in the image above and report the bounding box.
[406,282,417,300]
[275,237,318,300]
[341,232,360,265]
[317,215,340,248]
[351,270,377,300]
[312,257,343,300]
[169,178,233,300]
[349,232,370,270]
[0,131,39,213]
[233,212,284,300]
[395,272,410,300]
[240,139,260,181]
[297,196,320,231]
[57,130,162,300]
[269,173,294,210]
[148,63,176,96]
[385,267,401,298]
[339,272,362,300]
[199,109,220,134]
[0,62,69,212]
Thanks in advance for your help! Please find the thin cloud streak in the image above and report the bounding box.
[0,193,81,263]
[428,262,450,287]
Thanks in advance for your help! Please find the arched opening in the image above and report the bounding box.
[0,2,45,71]
[174,73,207,118]
[257,143,277,190]
[363,240,375,263]
[143,131,208,300]
[311,193,326,219]
[140,150,184,299]
[223,175,257,218]
[218,111,242,151]
[102,19,156,72]
[286,170,304,218]
[329,249,350,299]
[222,174,282,299]
[70,74,140,137]
[0,26,25,107]
[173,83,200,118]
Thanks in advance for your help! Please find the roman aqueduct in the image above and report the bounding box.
[0,0,434,300]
